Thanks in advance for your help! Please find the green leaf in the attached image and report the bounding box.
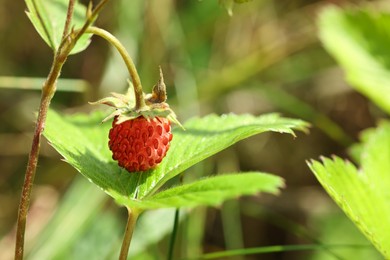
[308,121,390,258]
[25,0,91,54]
[319,7,390,115]
[44,110,308,208]
[127,173,283,210]
[348,127,376,164]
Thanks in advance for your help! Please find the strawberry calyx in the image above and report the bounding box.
[90,67,183,129]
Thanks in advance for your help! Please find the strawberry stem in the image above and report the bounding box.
[86,26,147,111]
[167,208,180,260]
[119,207,141,260]
[15,1,109,259]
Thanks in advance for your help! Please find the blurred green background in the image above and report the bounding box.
[0,0,385,259]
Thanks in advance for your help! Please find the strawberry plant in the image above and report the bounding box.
[309,6,390,259]
[16,0,309,259]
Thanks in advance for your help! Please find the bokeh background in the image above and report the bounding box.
[0,0,386,259]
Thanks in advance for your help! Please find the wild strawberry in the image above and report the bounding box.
[108,116,173,172]
[90,67,182,173]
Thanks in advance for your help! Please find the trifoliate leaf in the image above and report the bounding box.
[44,110,308,209]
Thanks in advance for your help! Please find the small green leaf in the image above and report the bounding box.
[25,0,91,54]
[125,173,283,210]
[319,7,390,114]
[308,121,390,258]
[44,110,307,209]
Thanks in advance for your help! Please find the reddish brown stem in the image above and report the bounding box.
[62,0,75,40]
[15,53,65,259]
[15,0,109,258]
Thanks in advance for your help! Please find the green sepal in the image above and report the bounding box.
[88,96,128,108]
[115,106,185,130]
[90,70,184,128]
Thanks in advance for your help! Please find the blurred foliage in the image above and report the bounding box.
[310,5,390,259]
[319,6,390,115]
[0,0,386,259]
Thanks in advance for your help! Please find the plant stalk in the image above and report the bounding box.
[119,207,141,260]
[14,37,69,260]
[15,1,109,259]
[62,0,75,40]
[85,26,146,110]
[167,208,180,260]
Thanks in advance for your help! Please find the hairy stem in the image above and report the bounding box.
[85,26,146,110]
[15,1,109,259]
[15,55,65,260]
[62,0,75,40]
[119,207,141,260]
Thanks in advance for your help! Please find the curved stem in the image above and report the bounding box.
[85,26,146,110]
[119,207,141,260]
[72,0,109,45]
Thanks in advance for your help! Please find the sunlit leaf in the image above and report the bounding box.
[319,7,390,114]
[129,173,283,210]
[25,0,91,54]
[44,110,308,208]
[308,121,390,258]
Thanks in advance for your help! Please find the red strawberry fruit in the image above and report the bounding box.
[90,67,182,173]
[108,116,173,172]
